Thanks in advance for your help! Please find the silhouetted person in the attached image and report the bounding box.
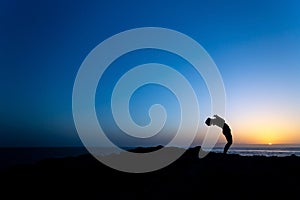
[205,115,233,154]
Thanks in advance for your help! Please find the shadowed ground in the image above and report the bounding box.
[2,146,300,199]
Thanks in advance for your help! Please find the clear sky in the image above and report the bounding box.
[1,0,300,146]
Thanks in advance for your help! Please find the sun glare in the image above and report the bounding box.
[268,142,272,146]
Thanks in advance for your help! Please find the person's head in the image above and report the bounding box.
[205,117,212,126]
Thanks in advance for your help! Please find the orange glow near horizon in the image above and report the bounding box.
[233,122,300,145]
[227,109,300,145]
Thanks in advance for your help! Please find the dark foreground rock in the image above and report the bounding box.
[2,146,300,199]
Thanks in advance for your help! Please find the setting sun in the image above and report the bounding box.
[229,109,300,145]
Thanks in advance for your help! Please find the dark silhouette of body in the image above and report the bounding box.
[205,115,233,154]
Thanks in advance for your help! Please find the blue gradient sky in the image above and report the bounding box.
[1,0,300,146]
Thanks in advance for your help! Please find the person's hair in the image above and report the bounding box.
[205,118,211,126]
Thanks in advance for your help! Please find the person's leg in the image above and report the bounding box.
[223,142,231,154]
[223,135,232,154]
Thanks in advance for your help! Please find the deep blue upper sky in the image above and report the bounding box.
[1,0,300,146]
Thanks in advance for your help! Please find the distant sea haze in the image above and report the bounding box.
[212,144,300,157]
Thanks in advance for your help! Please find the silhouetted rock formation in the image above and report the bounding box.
[128,145,164,153]
[2,146,300,199]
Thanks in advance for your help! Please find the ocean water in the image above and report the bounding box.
[212,145,300,157]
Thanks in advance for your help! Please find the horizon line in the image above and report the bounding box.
[1,143,300,148]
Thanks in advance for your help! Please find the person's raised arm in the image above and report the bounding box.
[213,115,225,126]
[214,115,224,121]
